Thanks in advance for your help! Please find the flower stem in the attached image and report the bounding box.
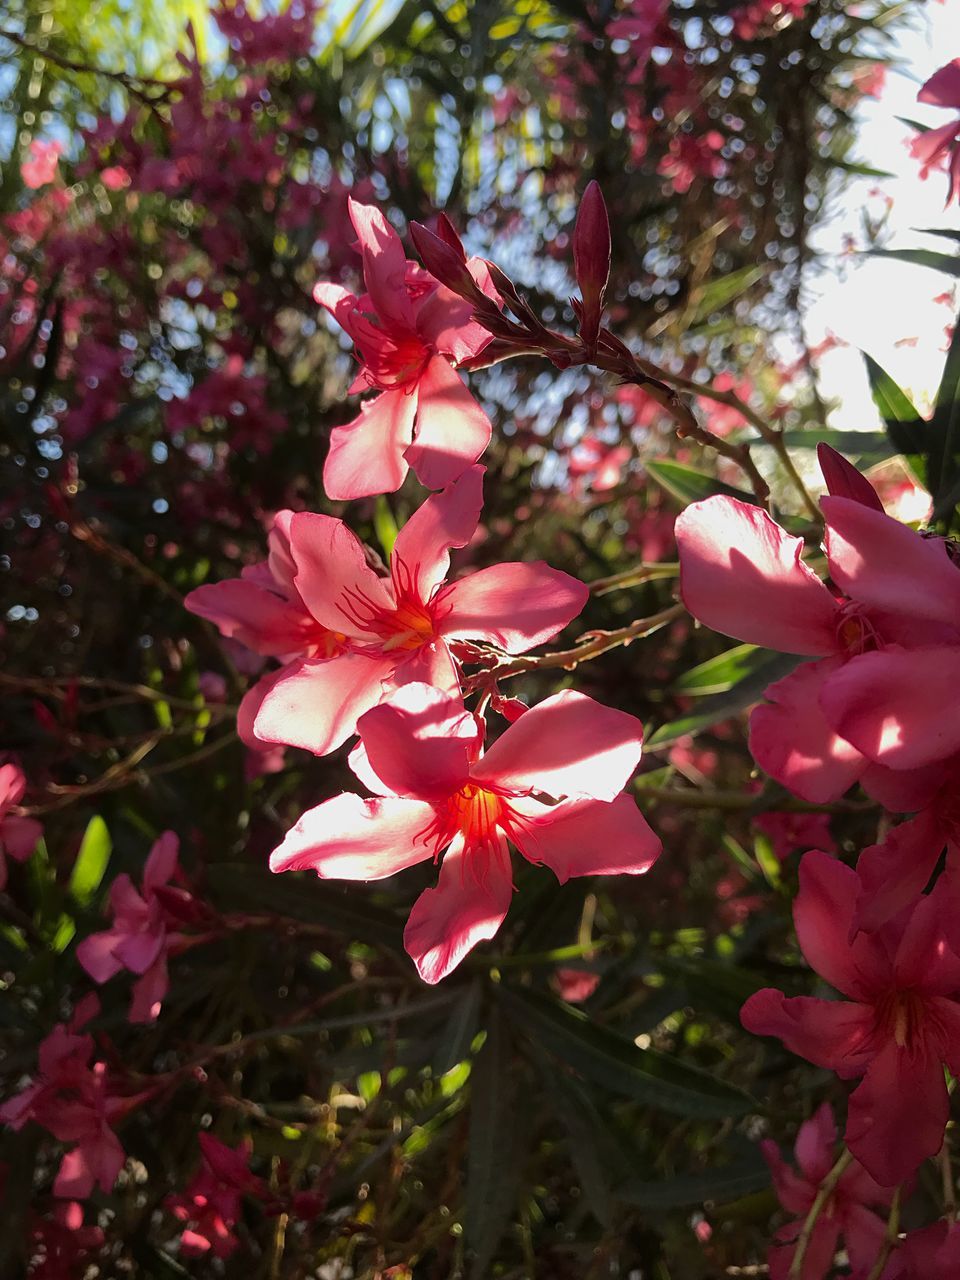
[789,1147,853,1279]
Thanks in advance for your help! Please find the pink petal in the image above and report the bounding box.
[404,355,492,490]
[817,444,884,512]
[356,682,476,801]
[253,655,388,757]
[822,646,960,769]
[349,199,417,332]
[841,1204,888,1279]
[761,1140,813,1217]
[1,814,42,862]
[0,763,26,811]
[403,833,513,983]
[439,562,588,653]
[390,637,461,695]
[748,659,868,803]
[391,464,484,601]
[910,119,960,170]
[184,580,315,657]
[265,510,300,597]
[854,810,945,935]
[114,928,165,976]
[860,757,954,813]
[54,1147,96,1200]
[794,1102,837,1184]
[129,954,168,1023]
[675,496,839,655]
[290,511,394,638]
[76,930,126,984]
[415,284,493,364]
[891,878,960,994]
[918,59,960,108]
[793,851,889,1000]
[740,990,875,1076]
[822,495,960,628]
[236,669,287,749]
[323,387,417,500]
[846,1039,947,1186]
[143,830,179,894]
[511,794,661,881]
[471,690,644,801]
[269,792,437,879]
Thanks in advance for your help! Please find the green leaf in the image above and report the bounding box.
[374,495,399,559]
[672,644,767,697]
[930,306,960,523]
[619,1153,771,1209]
[68,816,112,906]
[205,864,405,952]
[862,353,930,482]
[466,1007,522,1277]
[690,266,766,325]
[912,228,960,244]
[866,247,960,277]
[498,986,754,1118]
[646,460,753,508]
[655,955,765,1024]
[433,978,483,1076]
[544,1068,620,1226]
[647,652,804,749]
[770,428,893,460]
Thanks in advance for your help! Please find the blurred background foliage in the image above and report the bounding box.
[0,0,943,1275]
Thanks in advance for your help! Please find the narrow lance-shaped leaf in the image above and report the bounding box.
[497,986,754,1118]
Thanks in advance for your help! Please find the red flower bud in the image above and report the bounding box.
[409,221,487,305]
[817,443,884,512]
[572,180,611,353]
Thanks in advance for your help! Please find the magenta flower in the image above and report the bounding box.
[250,466,589,758]
[167,1133,267,1259]
[270,682,661,983]
[886,1220,960,1279]
[762,1102,892,1280]
[0,996,134,1199]
[0,762,43,889]
[742,852,960,1187]
[674,449,960,802]
[911,59,960,207]
[21,139,63,189]
[76,832,186,1023]
[314,198,496,498]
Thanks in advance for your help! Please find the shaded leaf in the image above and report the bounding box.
[619,1151,771,1209]
[498,986,753,1118]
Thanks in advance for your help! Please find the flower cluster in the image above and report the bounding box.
[188,193,663,981]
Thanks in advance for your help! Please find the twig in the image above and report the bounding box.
[464,603,683,692]
[0,28,170,108]
[866,1187,901,1280]
[788,1147,853,1279]
[590,562,679,595]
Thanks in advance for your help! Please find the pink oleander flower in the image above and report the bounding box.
[762,1102,892,1280]
[910,59,960,207]
[552,968,601,1004]
[167,1133,267,1259]
[0,996,134,1198]
[244,466,588,758]
[675,445,960,803]
[314,199,495,498]
[76,831,187,1023]
[0,762,43,889]
[270,682,661,983]
[21,139,63,189]
[742,851,960,1187]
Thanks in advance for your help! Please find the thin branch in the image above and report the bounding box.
[788,1148,853,1279]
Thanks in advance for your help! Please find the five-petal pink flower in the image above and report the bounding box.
[250,466,589,758]
[314,199,496,498]
[76,831,186,1023]
[761,1102,892,1280]
[742,851,960,1187]
[270,681,661,982]
[675,448,960,803]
